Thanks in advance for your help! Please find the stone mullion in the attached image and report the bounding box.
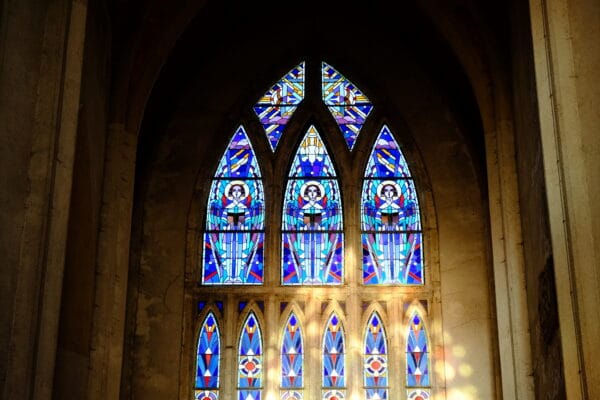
[265,293,279,398]
[390,297,403,400]
[306,297,321,400]
[346,289,361,400]
[222,295,236,400]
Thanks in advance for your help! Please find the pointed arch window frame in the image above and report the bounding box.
[202,125,266,285]
[281,125,344,286]
[361,125,424,285]
[238,310,264,400]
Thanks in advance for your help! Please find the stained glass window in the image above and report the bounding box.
[322,313,345,400]
[407,312,430,390]
[202,126,265,285]
[282,126,343,285]
[281,313,303,399]
[407,389,430,400]
[195,312,220,400]
[254,62,305,151]
[364,313,388,400]
[322,62,373,151]
[239,312,263,400]
[362,125,423,285]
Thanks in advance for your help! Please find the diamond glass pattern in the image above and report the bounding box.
[196,313,220,392]
[323,313,345,389]
[239,313,262,400]
[407,312,429,387]
[364,313,388,399]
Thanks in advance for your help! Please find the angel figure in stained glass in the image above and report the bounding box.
[219,181,252,283]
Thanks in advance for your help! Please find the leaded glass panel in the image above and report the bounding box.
[364,313,388,398]
[282,126,343,285]
[322,62,373,150]
[407,312,430,387]
[323,313,345,389]
[281,313,303,389]
[362,126,423,284]
[239,313,263,400]
[203,126,265,284]
[196,313,220,393]
[254,62,305,151]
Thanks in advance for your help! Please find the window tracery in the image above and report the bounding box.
[196,61,434,400]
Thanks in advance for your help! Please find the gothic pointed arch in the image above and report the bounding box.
[195,310,221,400]
[361,125,423,284]
[202,125,265,285]
[238,309,264,400]
[322,311,346,400]
[282,125,343,285]
[363,311,388,400]
[406,309,430,398]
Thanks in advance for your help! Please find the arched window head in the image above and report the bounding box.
[364,312,388,400]
[239,312,263,400]
[322,62,373,150]
[254,62,305,151]
[406,312,430,392]
[202,126,265,285]
[322,312,345,399]
[195,312,220,400]
[281,312,303,397]
[362,125,423,284]
[282,126,343,285]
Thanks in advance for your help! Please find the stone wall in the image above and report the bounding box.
[510,1,566,399]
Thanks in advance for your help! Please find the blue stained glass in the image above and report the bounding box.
[203,126,265,285]
[282,126,343,285]
[254,62,305,151]
[322,62,373,150]
[364,313,388,390]
[238,313,262,400]
[281,313,303,388]
[364,126,411,178]
[361,179,420,231]
[362,126,423,285]
[281,391,303,400]
[196,313,220,389]
[362,233,422,285]
[322,390,345,400]
[407,389,430,400]
[407,313,430,387]
[365,389,387,400]
[239,390,261,400]
[323,314,345,388]
[195,390,218,400]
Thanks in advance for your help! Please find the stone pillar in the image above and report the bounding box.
[87,123,138,400]
[0,1,87,398]
[529,0,600,398]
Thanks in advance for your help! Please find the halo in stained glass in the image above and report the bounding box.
[322,62,373,150]
[362,125,423,285]
[282,126,343,285]
[323,313,345,389]
[203,126,265,285]
[406,312,430,387]
[281,313,303,389]
[238,313,262,400]
[196,313,220,393]
[254,62,305,151]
